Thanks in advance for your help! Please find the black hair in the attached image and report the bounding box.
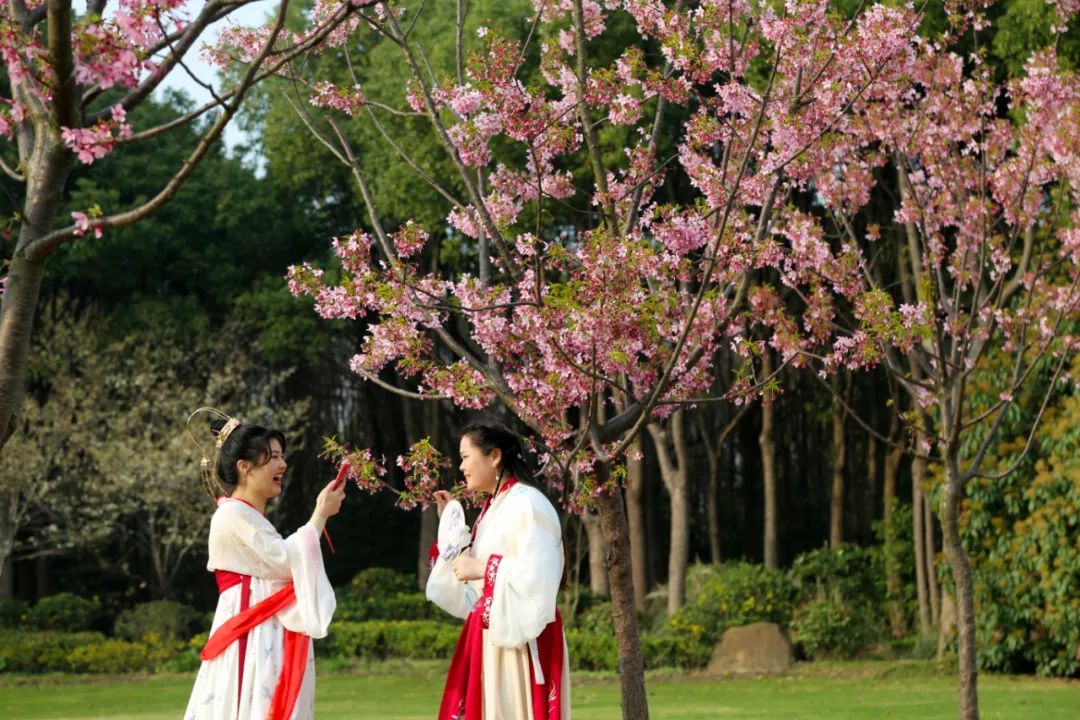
[463,420,567,589]
[460,421,538,490]
[209,419,286,493]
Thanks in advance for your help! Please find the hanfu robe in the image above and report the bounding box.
[427,480,571,719]
[184,497,336,720]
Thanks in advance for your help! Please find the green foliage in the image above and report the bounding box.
[0,631,105,672]
[0,597,28,629]
[964,386,1080,677]
[167,631,210,674]
[992,0,1080,77]
[346,567,418,599]
[790,598,869,661]
[565,630,710,671]
[114,601,203,642]
[29,593,101,632]
[873,501,919,633]
[664,562,797,646]
[564,630,616,671]
[335,593,442,623]
[568,601,650,635]
[952,350,1080,677]
[789,544,883,611]
[323,621,460,660]
[66,639,155,674]
[787,545,887,659]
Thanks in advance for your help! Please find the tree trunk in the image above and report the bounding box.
[883,420,905,638]
[1,553,11,598]
[35,556,48,599]
[940,452,979,720]
[924,481,940,625]
[594,477,649,720]
[582,512,609,596]
[647,410,689,614]
[0,501,14,598]
[0,256,49,451]
[703,424,722,565]
[829,373,848,548]
[912,440,932,636]
[624,435,648,609]
[866,433,878,544]
[759,351,778,569]
[0,112,74,451]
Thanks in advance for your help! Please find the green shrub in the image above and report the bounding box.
[789,544,884,612]
[166,632,209,673]
[0,630,104,672]
[346,568,417,599]
[0,597,28,629]
[324,620,460,660]
[335,592,441,622]
[566,630,711,671]
[790,598,870,660]
[566,630,616,671]
[664,562,797,645]
[66,639,154,674]
[115,600,202,642]
[28,593,101,632]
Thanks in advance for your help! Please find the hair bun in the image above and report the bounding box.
[208,418,227,436]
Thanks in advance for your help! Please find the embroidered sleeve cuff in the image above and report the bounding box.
[479,554,503,628]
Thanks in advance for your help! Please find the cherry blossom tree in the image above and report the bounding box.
[0,0,381,452]
[284,1,921,716]
[739,4,1080,718]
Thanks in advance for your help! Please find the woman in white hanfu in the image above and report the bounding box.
[428,421,571,720]
[184,414,345,720]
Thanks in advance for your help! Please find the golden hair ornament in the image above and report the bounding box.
[185,407,243,502]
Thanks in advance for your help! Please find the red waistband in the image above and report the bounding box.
[215,570,249,594]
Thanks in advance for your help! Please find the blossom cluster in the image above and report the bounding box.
[290,0,1080,504]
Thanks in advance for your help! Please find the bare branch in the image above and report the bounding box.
[25,0,298,259]
[571,0,618,233]
[382,11,518,281]
[967,341,1074,482]
[0,155,25,182]
[352,367,450,401]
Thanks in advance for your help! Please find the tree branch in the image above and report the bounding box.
[25,0,297,259]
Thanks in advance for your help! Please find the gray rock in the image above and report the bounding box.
[708,622,793,675]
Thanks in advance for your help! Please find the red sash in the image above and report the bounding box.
[202,580,310,720]
[437,609,565,720]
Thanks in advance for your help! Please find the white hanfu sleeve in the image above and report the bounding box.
[486,491,563,648]
[277,523,337,638]
[427,555,474,620]
[216,505,336,638]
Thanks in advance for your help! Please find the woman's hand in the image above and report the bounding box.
[451,554,486,583]
[311,476,347,532]
[433,490,453,518]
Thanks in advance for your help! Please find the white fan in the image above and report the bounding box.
[437,500,479,610]
[438,500,471,561]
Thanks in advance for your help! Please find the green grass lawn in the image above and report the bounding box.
[2,660,1077,719]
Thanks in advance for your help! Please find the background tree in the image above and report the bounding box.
[0,0,374,454]
[282,2,922,717]
[747,5,1080,717]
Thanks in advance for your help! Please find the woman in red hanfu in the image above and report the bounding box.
[428,421,571,720]
[183,410,345,720]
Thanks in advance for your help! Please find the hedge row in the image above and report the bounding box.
[0,631,171,674]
